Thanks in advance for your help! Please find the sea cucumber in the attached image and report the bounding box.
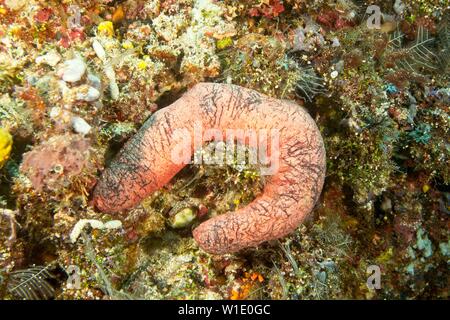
[93,83,326,254]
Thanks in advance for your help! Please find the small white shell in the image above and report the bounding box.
[71,116,92,135]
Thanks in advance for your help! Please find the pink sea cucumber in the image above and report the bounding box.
[93,83,326,254]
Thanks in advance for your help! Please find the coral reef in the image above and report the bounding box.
[0,0,448,300]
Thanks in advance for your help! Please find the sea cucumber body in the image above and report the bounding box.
[93,83,326,254]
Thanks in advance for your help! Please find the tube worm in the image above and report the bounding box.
[93,83,326,254]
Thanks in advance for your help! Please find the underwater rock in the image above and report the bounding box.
[93,83,326,254]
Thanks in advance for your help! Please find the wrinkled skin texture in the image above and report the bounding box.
[93,83,326,254]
